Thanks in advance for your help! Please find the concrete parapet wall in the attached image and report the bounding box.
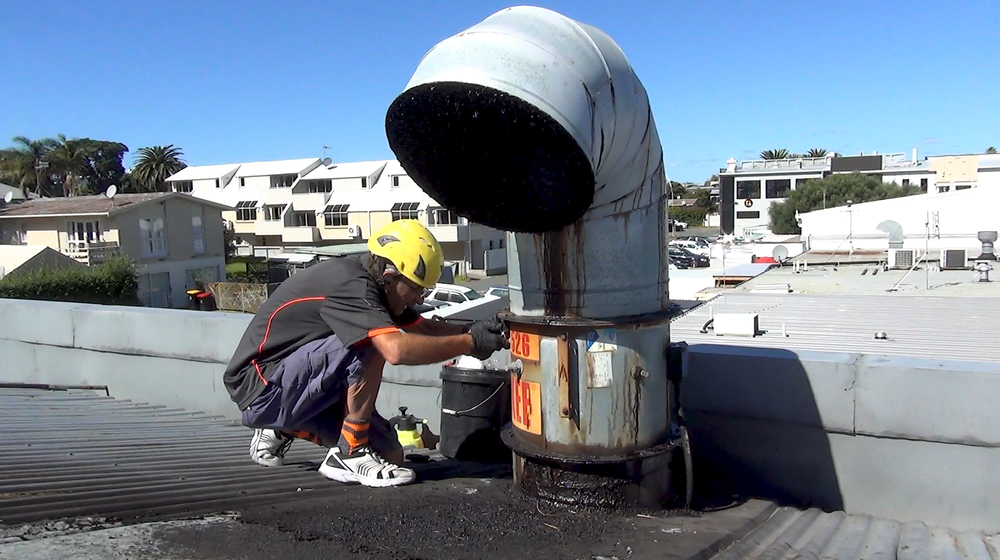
[683,344,1000,532]
[0,299,450,432]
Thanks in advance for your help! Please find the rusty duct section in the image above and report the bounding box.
[387,6,676,508]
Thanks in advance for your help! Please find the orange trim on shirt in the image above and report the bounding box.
[251,296,327,385]
[368,326,401,338]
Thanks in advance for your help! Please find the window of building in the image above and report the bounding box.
[308,179,333,193]
[323,204,350,227]
[432,208,461,225]
[270,174,297,188]
[192,216,205,254]
[173,181,193,193]
[361,177,369,189]
[236,201,258,221]
[139,218,167,258]
[263,204,285,221]
[956,184,972,191]
[214,179,220,189]
[185,266,219,290]
[391,202,420,221]
[736,180,761,199]
[902,179,910,187]
[920,178,928,191]
[938,185,951,193]
[796,177,814,189]
[290,211,316,227]
[239,177,246,187]
[736,211,760,219]
[67,220,102,251]
[392,176,400,187]
[765,179,791,199]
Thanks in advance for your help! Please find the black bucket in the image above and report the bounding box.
[439,365,511,463]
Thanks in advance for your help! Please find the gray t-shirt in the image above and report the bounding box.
[223,254,420,410]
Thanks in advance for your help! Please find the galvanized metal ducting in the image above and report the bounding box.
[387,6,677,509]
[386,5,670,319]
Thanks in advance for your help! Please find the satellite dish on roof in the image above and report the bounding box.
[322,157,333,166]
[773,245,789,262]
[105,185,118,199]
[2,192,12,204]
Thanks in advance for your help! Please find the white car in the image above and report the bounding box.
[424,283,484,306]
[670,239,711,258]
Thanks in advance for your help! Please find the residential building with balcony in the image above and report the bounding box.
[167,158,507,275]
[0,192,231,308]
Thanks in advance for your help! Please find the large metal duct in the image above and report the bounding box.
[386,6,677,509]
[386,5,669,320]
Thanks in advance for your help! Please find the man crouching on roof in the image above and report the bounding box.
[222,219,509,488]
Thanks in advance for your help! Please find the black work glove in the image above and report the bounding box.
[467,316,509,360]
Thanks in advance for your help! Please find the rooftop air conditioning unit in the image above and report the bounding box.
[940,249,968,270]
[347,224,362,239]
[889,249,915,269]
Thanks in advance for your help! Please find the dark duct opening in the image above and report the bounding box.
[386,82,595,233]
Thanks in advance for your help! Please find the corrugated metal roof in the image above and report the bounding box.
[0,193,167,218]
[712,506,998,560]
[0,387,340,526]
[672,292,1000,363]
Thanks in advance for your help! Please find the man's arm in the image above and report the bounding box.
[403,316,468,337]
[370,331,474,365]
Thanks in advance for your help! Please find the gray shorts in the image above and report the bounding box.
[240,335,401,454]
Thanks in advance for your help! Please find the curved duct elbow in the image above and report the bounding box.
[386,6,668,318]
[876,220,904,249]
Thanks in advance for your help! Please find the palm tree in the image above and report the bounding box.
[0,136,56,196]
[131,145,186,192]
[47,134,92,197]
[760,149,790,160]
[807,148,828,157]
[987,147,998,154]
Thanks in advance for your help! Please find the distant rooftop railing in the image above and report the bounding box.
[736,157,829,171]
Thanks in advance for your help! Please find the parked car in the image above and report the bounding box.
[670,239,711,258]
[484,285,509,298]
[669,256,690,269]
[668,248,694,268]
[413,299,450,314]
[671,246,710,267]
[423,283,484,306]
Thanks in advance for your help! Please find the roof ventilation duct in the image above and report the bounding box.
[975,230,998,261]
[876,220,904,249]
[385,6,668,319]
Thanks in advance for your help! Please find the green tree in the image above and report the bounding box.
[807,148,828,157]
[694,188,718,213]
[0,136,57,196]
[769,172,922,234]
[988,147,998,154]
[132,145,186,192]
[760,148,790,160]
[79,140,129,194]
[47,134,92,196]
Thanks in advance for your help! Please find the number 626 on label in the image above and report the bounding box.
[509,331,539,361]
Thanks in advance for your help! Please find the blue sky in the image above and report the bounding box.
[2,0,997,183]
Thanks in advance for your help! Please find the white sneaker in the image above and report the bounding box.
[318,445,416,487]
[249,429,293,467]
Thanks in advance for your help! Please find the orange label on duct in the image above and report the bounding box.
[511,375,542,435]
[509,331,539,362]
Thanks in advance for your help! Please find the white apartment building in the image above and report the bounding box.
[166,158,507,275]
[717,149,1000,237]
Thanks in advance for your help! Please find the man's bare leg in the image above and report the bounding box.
[337,354,405,464]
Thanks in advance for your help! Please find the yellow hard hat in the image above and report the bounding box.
[368,219,444,289]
